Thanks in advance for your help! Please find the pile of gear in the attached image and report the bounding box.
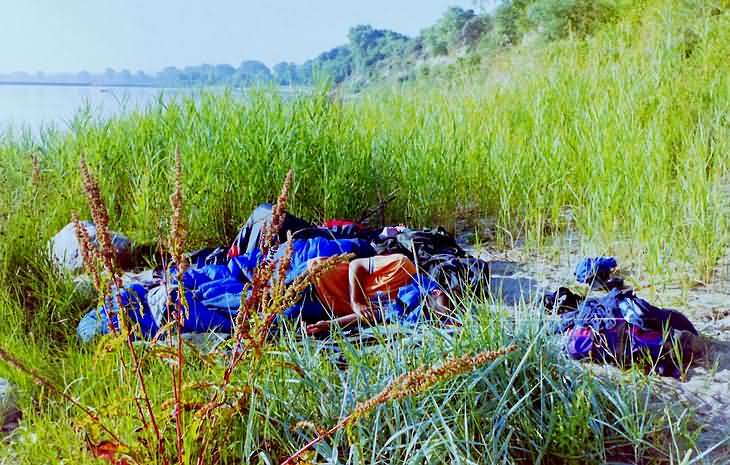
[543,257,699,378]
[65,204,490,342]
[50,205,701,379]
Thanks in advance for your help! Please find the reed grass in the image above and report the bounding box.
[1,2,727,289]
[0,0,727,463]
[0,300,700,464]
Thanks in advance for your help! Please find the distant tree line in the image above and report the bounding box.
[0,2,618,89]
[266,1,618,89]
[0,61,278,88]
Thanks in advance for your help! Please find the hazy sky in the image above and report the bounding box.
[0,0,487,74]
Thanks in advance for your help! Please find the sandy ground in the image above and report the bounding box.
[465,234,730,464]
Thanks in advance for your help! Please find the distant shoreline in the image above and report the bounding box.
[0,81,157,88]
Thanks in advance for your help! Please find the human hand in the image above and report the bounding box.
[306,320,331,336]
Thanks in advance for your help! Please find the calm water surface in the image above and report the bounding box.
[0,84,239,135]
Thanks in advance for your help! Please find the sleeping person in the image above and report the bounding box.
[283,253,449,335]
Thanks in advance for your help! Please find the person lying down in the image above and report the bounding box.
[77,251,452,342]
[75,203,489,342]
[284,253,451,335]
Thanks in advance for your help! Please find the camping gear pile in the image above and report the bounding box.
[75,204,490,342]
[60,206,700,379]
[543,257,699,378]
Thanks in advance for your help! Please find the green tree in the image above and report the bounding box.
[461,15,493,46]
[157,66,182,85]
[273,62,298,85]
[527,0,618,40]
[347,25,411,73]
[236,60,273,85]
[315,46,353,83]
[422,7,477,55]
[494,0,535,45]
[213,64,236,82]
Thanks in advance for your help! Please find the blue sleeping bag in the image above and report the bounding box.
[229,237,375,284]
[77,267,243,342]
[78,237,375,341]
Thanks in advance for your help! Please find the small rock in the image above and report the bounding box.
[0,378,20,434]
[49,221,132,273]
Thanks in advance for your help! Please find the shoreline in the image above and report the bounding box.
[0,81,157,88]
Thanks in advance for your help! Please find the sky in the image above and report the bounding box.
[0,0,488,74]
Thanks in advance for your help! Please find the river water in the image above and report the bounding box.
[0,84,239,135]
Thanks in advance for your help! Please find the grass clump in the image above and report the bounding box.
[0,146,702,464]
[0,0,727,463]
[1,2,728,287]
[0,300,699,464]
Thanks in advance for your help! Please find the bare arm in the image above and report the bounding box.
[306,313,363,335]
[348,258,371,316]
[306,258,375,335]
[307,255,413,336]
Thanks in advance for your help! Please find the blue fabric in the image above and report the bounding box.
[286,238,374,282]
[384,275,440,324]
[556,289,698,378]
[77,283,159,341]
[80,236,444,342]
[78,283,239,341]
[173,289,236,333]
[229,237,375,284]
[186,248,219,269]
[196,277,245,310]
[126,284,160,337]
[199,287,245,311]
[186,247,228,268]
[227,250,260,283]
[559,289,697,335]
[162,264,246,312]
[565,327,594,360]
[618,294,698,335]
[574,256,617,283]
[77,307,113,342]
[572,289,623,332]
[174,264,232,289]
[78,237,374,341]
[78,263,243,341]
[293,225,379,241]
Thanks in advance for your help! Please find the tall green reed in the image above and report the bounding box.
[1,1,727,295]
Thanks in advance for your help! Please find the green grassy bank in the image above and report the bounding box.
[0,0,728,463]
[2,2,728,288]
[0,302,699,464]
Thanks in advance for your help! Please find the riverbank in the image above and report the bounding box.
[0,1,728,462]
[464,232,730,462]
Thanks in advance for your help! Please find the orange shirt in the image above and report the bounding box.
[309,255,417,316]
